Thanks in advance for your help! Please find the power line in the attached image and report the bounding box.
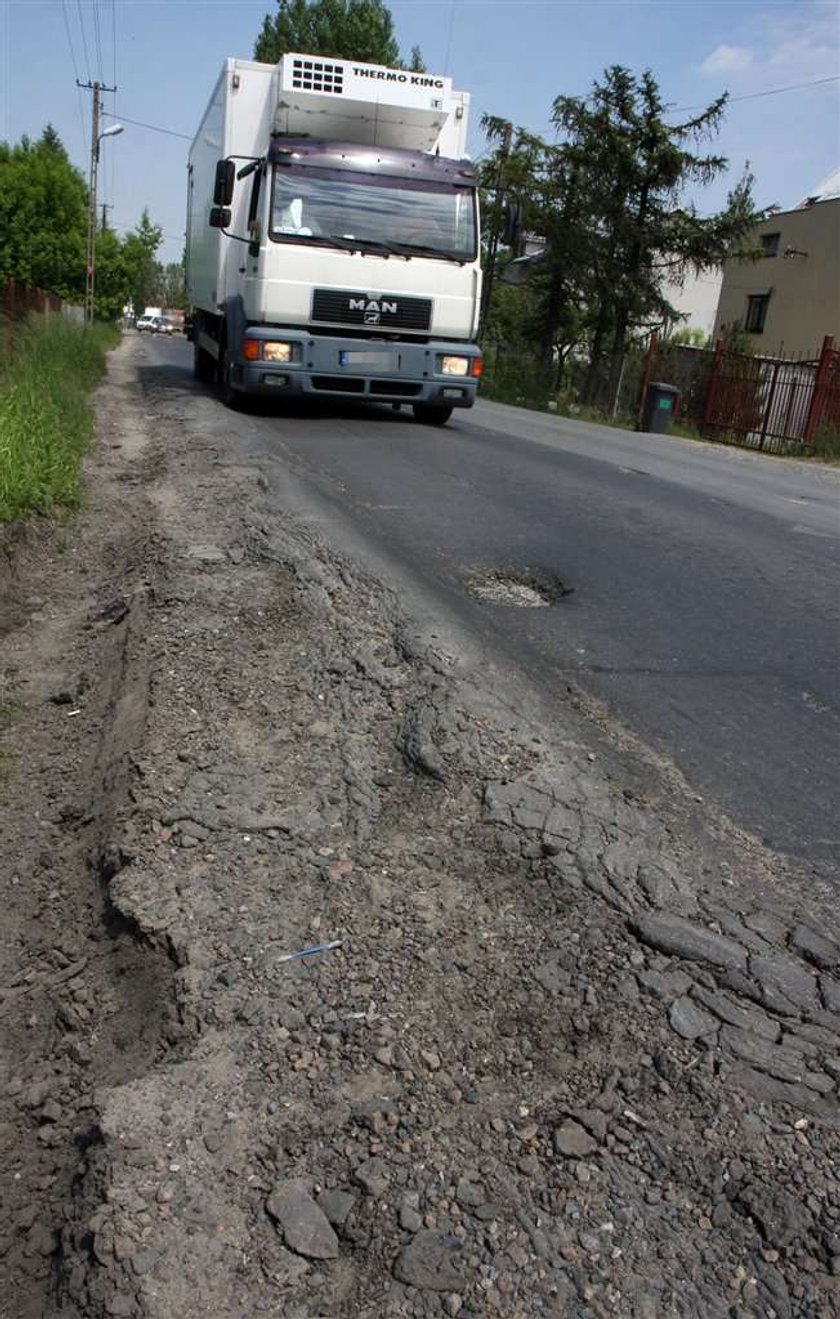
[443,0,457,77]
[92,0,105,84]
[60,0,80,81]
[75,0,92,81]
[101,110,191,141]
[110,0,116,86]
[108,0,117,218]
[60,0,89,156]
[671,74,840,114]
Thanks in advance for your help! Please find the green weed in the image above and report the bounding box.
[0,316,119,524]
[808,422,840,461]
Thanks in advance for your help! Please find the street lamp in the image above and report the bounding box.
[85,118,125,323]
[98,122,124,155]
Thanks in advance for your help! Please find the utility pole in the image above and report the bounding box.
[100,202,113,232]
[77,79,117,323]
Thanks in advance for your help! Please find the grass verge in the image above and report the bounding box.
[808,422,840,462]
[0,316,119,524]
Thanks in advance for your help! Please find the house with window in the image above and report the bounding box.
[713,168,840,359]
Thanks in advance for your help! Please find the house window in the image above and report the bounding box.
[745,293,770,334]
[760,232,780,257]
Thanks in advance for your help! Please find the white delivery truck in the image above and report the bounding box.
[185,53,483,423]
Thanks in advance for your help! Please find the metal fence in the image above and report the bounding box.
[1,282,85,371]
[642,333,839,453]
[702,346,816,452]
[1,280,64,323]
[482,332,840,453]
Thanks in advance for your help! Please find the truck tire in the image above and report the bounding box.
[193,339,215,383]
[413,404,453,427]
[218,340,247,411]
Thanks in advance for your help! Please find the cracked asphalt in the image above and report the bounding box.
[4,336,839,1319]
[147,337,840,884]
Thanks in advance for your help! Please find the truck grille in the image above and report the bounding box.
[312,289,432,333]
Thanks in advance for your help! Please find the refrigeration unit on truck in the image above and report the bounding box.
[185,53,483,423]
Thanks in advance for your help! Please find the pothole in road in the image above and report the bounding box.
[465,567,573,608]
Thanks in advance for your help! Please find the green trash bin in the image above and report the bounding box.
[641,381,679,433]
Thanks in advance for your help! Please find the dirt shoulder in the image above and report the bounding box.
[1,338,838,1319]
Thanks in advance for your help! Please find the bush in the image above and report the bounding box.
[0,316,118,523]
[479,349,552,411]
[810,422,840,461]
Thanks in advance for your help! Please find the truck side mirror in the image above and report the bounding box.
[502,200,522,251]
[213,159,235,206]
[209,206,232,229]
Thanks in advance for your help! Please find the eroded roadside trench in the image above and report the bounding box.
[1,339,838,1319]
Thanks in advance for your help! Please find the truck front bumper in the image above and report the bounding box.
[230,329,481,406]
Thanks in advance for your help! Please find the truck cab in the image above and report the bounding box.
[186,55,482,423]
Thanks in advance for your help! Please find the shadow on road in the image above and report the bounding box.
[135,359,429,429]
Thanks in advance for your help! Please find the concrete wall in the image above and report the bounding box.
[714,199,840,358]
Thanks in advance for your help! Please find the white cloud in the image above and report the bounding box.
[765,30,838,79]
[701,45,754,76]
[700,3,839,84]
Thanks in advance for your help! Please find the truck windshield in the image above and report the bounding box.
[270,166,476,262]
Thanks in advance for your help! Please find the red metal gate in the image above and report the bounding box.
[702,344,820,452]
[804,336,840,444]
[698,334,840,453]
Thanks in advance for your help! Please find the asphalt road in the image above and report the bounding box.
[147,337,840,880]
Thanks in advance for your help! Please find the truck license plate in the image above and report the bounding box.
[338,350,398,371]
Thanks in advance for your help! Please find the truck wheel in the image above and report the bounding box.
[413,404,453,427]
[193,339,215,383]
[218,341,246,411]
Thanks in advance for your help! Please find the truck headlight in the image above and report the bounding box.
[438,355,470,376]
[263,341,295,363]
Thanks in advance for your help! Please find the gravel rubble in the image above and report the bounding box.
[1,338,838,1318]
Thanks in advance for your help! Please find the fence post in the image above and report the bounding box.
[804,335,836,446]
[637,331,657,429]
[611,353,627,419]
[702,339,724,437]
[758,360,781,450]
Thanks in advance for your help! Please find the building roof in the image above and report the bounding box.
[794,166,840,209]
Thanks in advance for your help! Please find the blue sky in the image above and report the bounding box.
[1,0,838,262]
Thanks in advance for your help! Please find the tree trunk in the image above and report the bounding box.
[607,174,650,405]
[584,308,611,406]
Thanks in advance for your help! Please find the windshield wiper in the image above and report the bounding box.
[274,233,379,254]
[277,233,467,263]
[329,236,467,263]
[327,234,402,257]
[384,242,468,265]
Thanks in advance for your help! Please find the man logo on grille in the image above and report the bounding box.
[350,297,397,326]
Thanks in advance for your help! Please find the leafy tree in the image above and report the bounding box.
[667,326,710,348]
[93,227,131,321]
[0,125,168,321]
[0,130,87,300]
[254,0,423,68]
[483,69,761,404]
[551,68,760,399]
[717,320,754,355]
[40,123,67,157]
[153,260,187,310]
[121,209,163,315]
[479,119,593,379]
